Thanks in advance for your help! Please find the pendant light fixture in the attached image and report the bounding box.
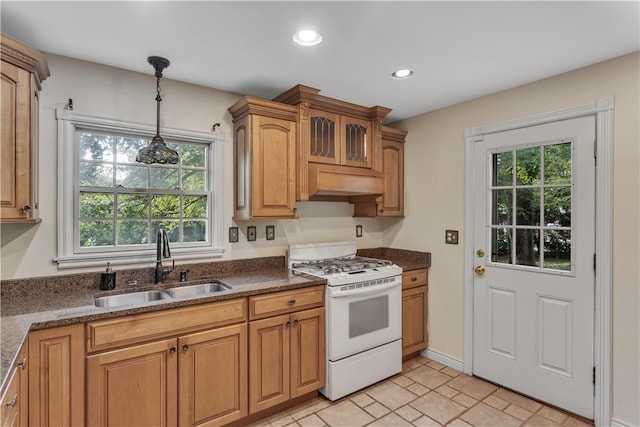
[136,56,179,164]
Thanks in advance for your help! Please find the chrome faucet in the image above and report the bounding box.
[155,228,174,284]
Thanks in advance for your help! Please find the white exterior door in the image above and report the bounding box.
[472,116,595,418]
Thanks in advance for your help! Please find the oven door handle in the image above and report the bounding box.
[329,280,401,298]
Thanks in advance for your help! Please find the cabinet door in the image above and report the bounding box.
[290,307,325,398]
[0,60,34,221]
[309,110,340,165]
[86,338,178,427]
[341,116,372,169]
[0,366,20,427]
[250,115,296,218]
[378,138,404,217]
[402,286,428,357]
[178,324,247,427]
[249,314,290,414]
[28,324,84,427]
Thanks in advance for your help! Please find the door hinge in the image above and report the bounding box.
[593,366,596,384]
[593,253,596,272]
[594,140,597,159]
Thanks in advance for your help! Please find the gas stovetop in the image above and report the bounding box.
[288,241,402,286]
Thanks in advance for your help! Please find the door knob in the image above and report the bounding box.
[474,265,485,275]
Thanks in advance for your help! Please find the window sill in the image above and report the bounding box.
[54,248,224,269]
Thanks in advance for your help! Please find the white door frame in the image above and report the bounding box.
[463,98,613,427]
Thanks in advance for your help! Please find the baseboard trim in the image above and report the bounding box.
[610,419,634,427]
[421,347,464,372]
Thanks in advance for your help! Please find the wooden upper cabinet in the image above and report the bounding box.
[353,126,407,217]
[0,33,49,223]
[228,97,298,219]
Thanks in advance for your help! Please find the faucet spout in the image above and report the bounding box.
[155,228,174,284]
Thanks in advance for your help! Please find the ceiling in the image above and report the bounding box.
[2,1,638,122]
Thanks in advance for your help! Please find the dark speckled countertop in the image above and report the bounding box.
[0,257,325,386]
[0,248,430,387]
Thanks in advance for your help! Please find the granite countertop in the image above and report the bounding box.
[0,248,431,387]
[0,267,325,386]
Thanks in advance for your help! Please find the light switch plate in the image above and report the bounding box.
[356,225,363,238]
[247,226,257,241]
[446,229,459,244]
[229,227,238,243]
[266,225,275,240]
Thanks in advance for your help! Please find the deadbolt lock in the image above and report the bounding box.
[476,249,485,257]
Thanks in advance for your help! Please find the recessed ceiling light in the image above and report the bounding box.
[392,69,414,79]
[293,30,322,46]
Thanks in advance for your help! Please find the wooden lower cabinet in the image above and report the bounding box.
[402,269,429,358]
[86,324,248,427]
[249,307,325,414]
[0,345,27,427]
[28,324,84,427]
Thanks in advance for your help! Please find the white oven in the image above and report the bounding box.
[288,241,403,401]
[326,276,402,361]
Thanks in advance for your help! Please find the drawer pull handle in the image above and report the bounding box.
[17,358,27,369]
[168,346,177,354]
[3,395,17,407]
[411,276,417,282]
[287,299,296,306]
[182,344,189,352]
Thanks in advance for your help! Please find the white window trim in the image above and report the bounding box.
[54,108,224,269]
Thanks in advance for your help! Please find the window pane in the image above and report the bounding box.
[116,165,148,189]
[117,194,148,218]
[492,151,513,186]
[152,195,180,218]
[116,137,148,163]
[79,133,113,161]
[183,220,207,242]
[152,221,180,242]
[183,196,207,218]
[543,230,571,271]
[492,189,512,225]
[80,193,113,218]
[117,221,149,245]
[515,228,540,267]
[491,227,512,264]
[80,221,114,247]
[79,163,113,187]
[544,187,571,227]
[516,147,540,185]
[151,168,179,190]
[544,143,572,184]
[182,170,206,191]
[181,144,206,167]
[516,188,540,225]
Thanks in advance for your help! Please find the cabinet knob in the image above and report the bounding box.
[168,346,177,354]
[3,395,17,407]
[21,205,32,214]
[293,319,299,326]
[182,344,189,352]
[17,358,27,369]
[287,299,296,306]
[285,321,291,327]
[411,276,417,282]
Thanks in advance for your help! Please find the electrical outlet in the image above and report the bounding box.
[247,226,257,241]
[229,227,238,243]
[356,225,363,238]
[266,225,275,240]
[446,229,459,244]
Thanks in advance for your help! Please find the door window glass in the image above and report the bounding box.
[490,141,572,272]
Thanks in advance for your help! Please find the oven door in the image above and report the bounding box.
[326,278,402,361]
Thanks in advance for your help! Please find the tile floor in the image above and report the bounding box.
[249,356,594,427]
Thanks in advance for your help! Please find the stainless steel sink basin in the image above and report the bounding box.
[164,281,232,298]
[94,290,171,308]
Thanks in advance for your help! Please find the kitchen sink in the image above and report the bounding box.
[163,281,232,298]
[94,290,171,308]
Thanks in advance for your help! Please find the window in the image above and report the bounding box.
[55,109,223,269]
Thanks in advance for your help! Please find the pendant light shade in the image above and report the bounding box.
[136,56,179,164]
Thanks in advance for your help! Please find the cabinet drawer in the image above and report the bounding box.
[249,286,324,320]
[87,298,247,353]
[402,269,428,290]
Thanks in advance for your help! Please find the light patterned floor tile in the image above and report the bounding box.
[442,366,462,377]
[434,384,458,398]
[363,402,390,418]
[316,400,374,427]
[452,392,478,408]
[426,360,446,370]
[405,365,452,389]
[288,397,332,420]
[412,415,443,426]
[505,403,534,421]
[522,414,565,427]
[447,374,498,400]
[537,406,568,424]
[298,413,327,427]
[350,392,375,408]
[365,380,418,410]
[392,375,415,388]
[394,404,423,422]
[406,382,430,396]
[483,394,510,410]
[368,412,414,426]
[410,391,466,425]
[448,418,473,427]
[460,402,522,427]
[493,388,543,412]
[564,416,595,427]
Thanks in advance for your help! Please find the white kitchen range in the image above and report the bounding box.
[288,241,403,401]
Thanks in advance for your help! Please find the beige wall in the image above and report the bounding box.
[391,53,639,426]
[0,54,385,279]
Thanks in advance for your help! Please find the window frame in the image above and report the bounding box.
[55,109,224,269]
